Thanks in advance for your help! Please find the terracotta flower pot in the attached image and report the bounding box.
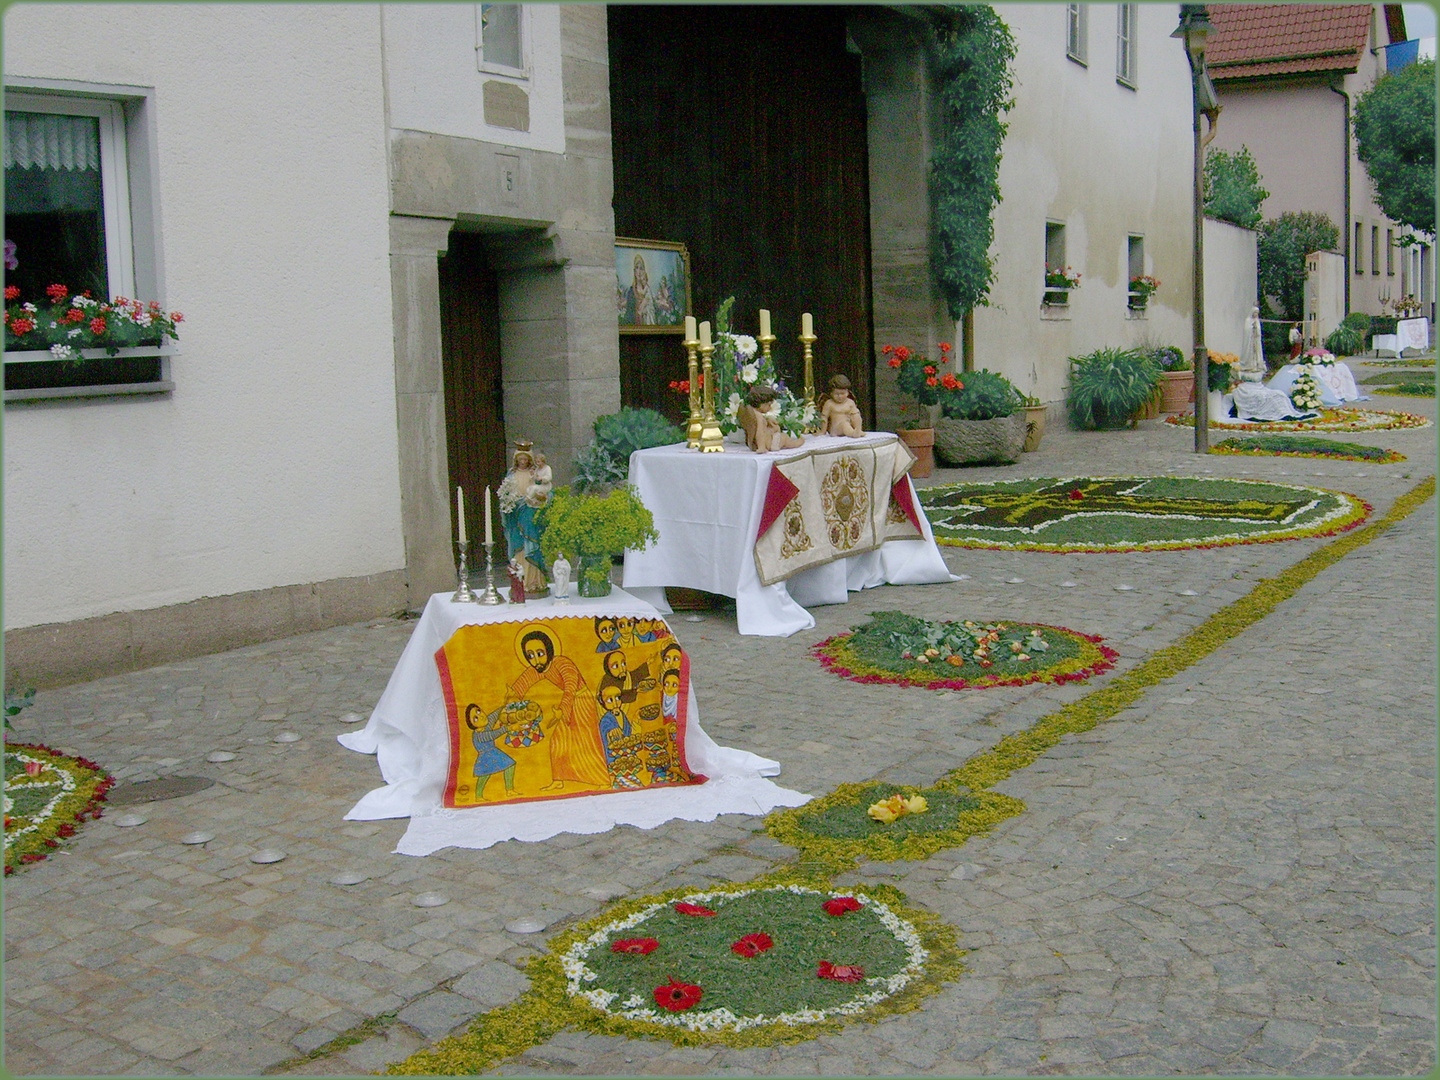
[1158,369,1195,413]
[897,427,935,478]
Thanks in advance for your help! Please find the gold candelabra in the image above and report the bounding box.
[683,332,702,449]
[698,338,725,452]
[799,328,820,433]
[758,329,776,366]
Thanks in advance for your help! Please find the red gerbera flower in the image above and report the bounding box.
[817,961,865,982]
[654,979,703,1011]
[822,896,862,916]
[673,901,717,917]
[730,932,774,957]
[611,937,660,955]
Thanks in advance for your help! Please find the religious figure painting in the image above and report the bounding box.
[435,615,703,807]
[616,238,691,334]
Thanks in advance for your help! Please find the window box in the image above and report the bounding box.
[4,344,176,402]
[1042,287,1071,307]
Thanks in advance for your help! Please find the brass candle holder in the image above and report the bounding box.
[684,333,703,449]
[758,330,776,366]
[799,329,820,433]
[698,339,725,452]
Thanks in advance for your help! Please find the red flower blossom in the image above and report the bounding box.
[822,896,862,916]
[654,979,703,1011]
[925,376,938,387]
[887,357,902,369]
[45,283,69,301]
[817,961,865,982]
[24,761,42,776]
[56,823,75,838]
[611,937,660,955]
[170,312,184,323]
[730,932,774,957]
[939,342,952,354]
[673,901,717,917]
[10,317,34,335]
[4,285,19,300]
[61,308,85,323]
[940,373,961,390]
[669,379,691,394]
[923,365,936,375]
[1069,489,1083,500]
[89,317,107,335]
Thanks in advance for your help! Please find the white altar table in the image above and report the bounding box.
[622,432,955,637]
[339,587,809,855]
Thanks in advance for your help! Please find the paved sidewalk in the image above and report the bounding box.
[3,392,1435,1077]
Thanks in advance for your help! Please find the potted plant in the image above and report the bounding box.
[1065,347,1161,431]
[538,484,660,597]
[569,407,684,491]
[1043,264,1081,307]
[933,368,1025,465]
[1146,345,1194,413]
[1206,350,1239,420]
[1128,275,1161,311]
[882,341,956,477]
[1020,394,1047,452]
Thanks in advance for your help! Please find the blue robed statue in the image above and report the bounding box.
[498,441,551,597]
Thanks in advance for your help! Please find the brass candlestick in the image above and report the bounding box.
[698,340,725,452]
[758,331,776,366]
[799,330,820,432]
[684,333,703,449]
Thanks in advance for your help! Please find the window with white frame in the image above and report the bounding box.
[1066,3,1088,65]
[4,85,169,400]
[477,3,527,76]
[1116,4,1137,86]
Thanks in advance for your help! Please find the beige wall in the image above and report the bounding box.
[1204,216,1260,356]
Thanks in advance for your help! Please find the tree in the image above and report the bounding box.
[930,6,1015,319]
[1257,212,1340,319]
[1204,146,1269,229]
[1354,57,1436,237]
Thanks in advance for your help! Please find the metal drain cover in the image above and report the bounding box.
[107,776,216,806]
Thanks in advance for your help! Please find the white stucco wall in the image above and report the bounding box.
[1203,216,1259,356]
[382,3,564,153]
[974,3,1195,405]
[3,4,404,631]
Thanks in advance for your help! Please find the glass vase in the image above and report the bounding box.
[576,553,613,598]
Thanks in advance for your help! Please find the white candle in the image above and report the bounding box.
[684,315,697,341]
[456,486,467,544]
[484,485,493,546]
[699,320,711,349]
[802,312,813,338]
[759,308,771,338]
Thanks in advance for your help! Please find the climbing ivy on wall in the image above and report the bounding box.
[930,5,1016,319]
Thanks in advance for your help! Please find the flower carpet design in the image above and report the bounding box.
[1164,407,1429,432]
[1209,435,1405,464]
[1371,383,1435,398]
[812,610,1117,690]
[919,476,1369,552]
[3,743,112,874]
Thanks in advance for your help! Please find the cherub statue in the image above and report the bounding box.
[737,384,805,454]
[821,374,864,437]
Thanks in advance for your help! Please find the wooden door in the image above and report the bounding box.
[439,231,507,547]
[609,5,874,426]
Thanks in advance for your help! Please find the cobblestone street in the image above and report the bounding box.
[3,396,1436,1077]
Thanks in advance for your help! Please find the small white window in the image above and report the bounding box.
[477,3,526,76]
[1116,4,1137,86]
[1067,3,1088,65]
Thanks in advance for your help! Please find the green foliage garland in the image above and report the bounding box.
[1257,212,1340,318]
[1203,145,1269,229]
[1354,57,1436,236]
[930,6,1016,319]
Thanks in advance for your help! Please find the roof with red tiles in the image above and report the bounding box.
[1206,4,1375,81]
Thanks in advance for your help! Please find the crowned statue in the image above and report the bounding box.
[498,440,552,598]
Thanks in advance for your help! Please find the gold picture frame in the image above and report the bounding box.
[616,238,692,335]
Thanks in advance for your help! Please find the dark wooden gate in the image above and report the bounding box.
[608,5,874,426]
[439,231,507,546]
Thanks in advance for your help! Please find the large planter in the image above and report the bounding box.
[933,412,1026,466]
[1021,405,1047,452]
[1134,385,1162,420]
[1158,369,1194,413]
[897,427,935,478]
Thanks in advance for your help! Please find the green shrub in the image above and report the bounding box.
[940,368,1020,420]
[1258,212,1340,318]
[1325,313,1371,357]
[1138,344,1189,372]
[1066,348,1160,431]
[571,407,684,492]
[1204,146,1269,229]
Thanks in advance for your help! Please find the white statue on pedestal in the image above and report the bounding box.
[550,555,571,605]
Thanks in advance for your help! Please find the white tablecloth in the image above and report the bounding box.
[1397,317,1430,352]
[621,433,955,637]
[1267,362,1366,406]
[338,588,810,855]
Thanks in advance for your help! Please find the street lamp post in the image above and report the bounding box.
[1173,4,1220,453]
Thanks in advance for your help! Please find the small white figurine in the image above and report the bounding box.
[550,554,571,604]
